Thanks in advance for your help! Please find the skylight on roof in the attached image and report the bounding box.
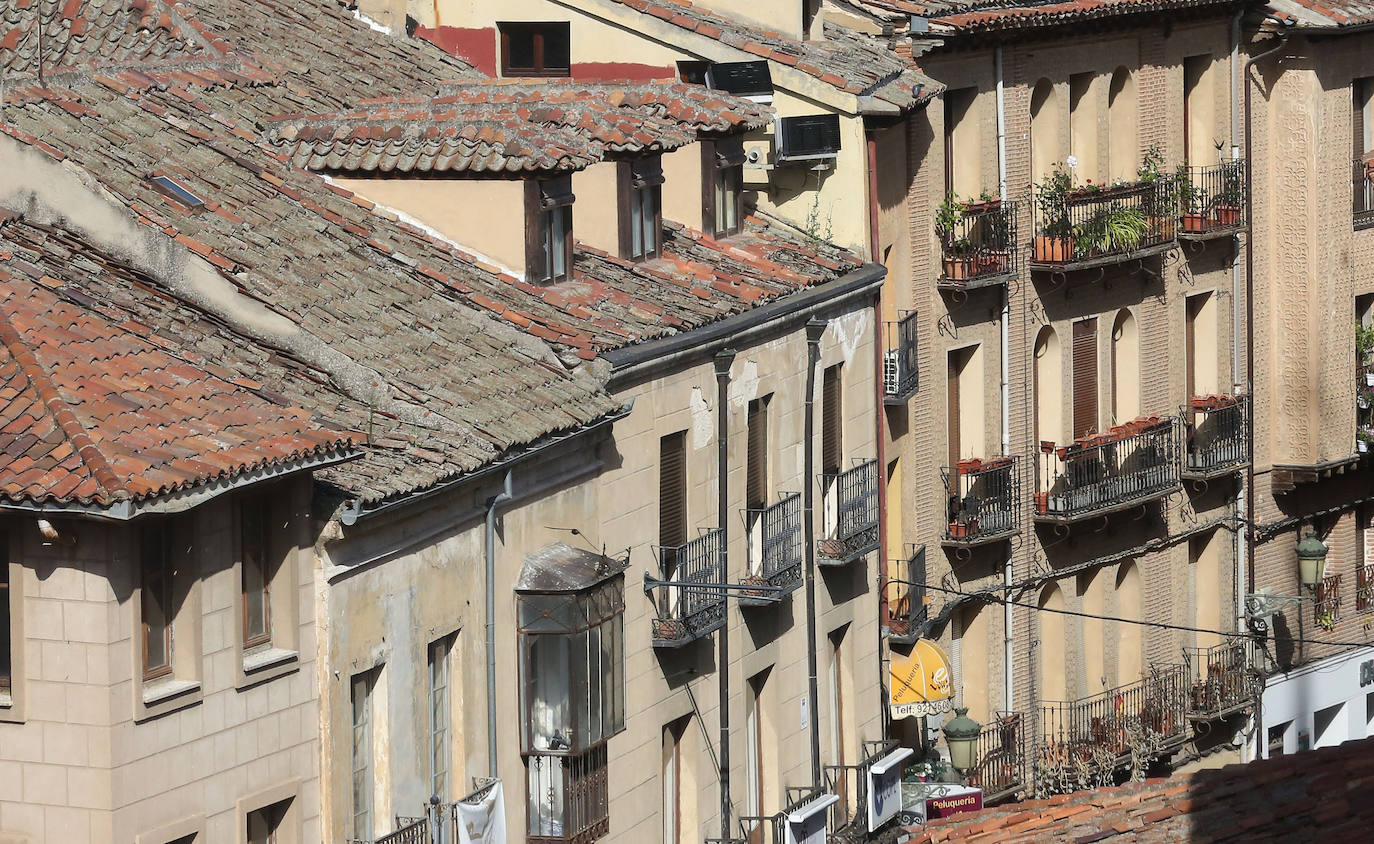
[148,175,206,210]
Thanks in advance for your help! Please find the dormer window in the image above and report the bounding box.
[620,156,663,261]
[499,22,570,77]
[527,176,574,284]
[702,136,745,239]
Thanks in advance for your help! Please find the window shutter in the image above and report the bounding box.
[1355,80,1366,160]
[947,352,961,465]
[822,366,842,476]
[659,433,687,556]
[747,398,769,511]
[1072,319,1099,438]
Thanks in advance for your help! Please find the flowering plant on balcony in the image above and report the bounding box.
[1316,608,1337,632]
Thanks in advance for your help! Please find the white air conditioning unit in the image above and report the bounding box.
[775,114,841,163]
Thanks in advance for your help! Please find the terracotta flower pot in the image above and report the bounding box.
[943,256,976,280]
[1034,491,1050,514]
[1182,212,1208,233]
[1213,205,1241,227]
[1033,236,1073,263]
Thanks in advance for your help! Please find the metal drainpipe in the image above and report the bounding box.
[995,43,1015,717]
[484,470,513,780]
[804,318,827,787]
[867,131,892,737]
[714,349,736,844]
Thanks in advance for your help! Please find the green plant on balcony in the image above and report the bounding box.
[1316,608,1337,632]
[935,192,964,248]
[1074,203,1148,256]
[1218,161,1243,207]
[1357,323,1374,367]
[1137,144,1166,184]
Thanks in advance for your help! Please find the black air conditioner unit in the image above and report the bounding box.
[776,114,841,162]
[706,60,774,101]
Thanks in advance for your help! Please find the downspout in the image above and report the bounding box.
[867,131,892,735]
[714,350,736,844]
[804,319,827,787]
[1229,8,1248,731]
[995,43,1015,716]
[484,470,513,780]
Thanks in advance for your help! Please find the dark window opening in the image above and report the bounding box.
[429,634,454,799]
[527,176,575,285]
[240,494,272,651]
[351,668,376,840]
[822,364,843,476]
[659,431,688,572]
[0,550,9,698]
[677,61,709,86]
[747,395,771,513]
[620,156,664,261]
[499,22,571,77]
[247,799,290,844]
[702,137,745,238]
[141,525,174,681]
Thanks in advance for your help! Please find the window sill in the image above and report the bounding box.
[238,647,299,690]
[0,690,19,723]
[137,677,202,721]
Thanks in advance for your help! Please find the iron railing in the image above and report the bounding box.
[885,545,927,645]
[823,740,899,833]
[1031,177,1175,268]
[1035,664,1189,770]
[1178,161,1246,236]
[942,456,1020,544]
[819,460,879,564]
[528,746,610,844]
[742,493,802,606]
[1316,573,1342,629]
[1036,417,1181,521]
[383,780,502,844]
[1183,394,1249,477]
[373,819,429,844]
[1359,564,1374,613]
[652,528,726,647]
[1185,639,1252,721]
[1354,157,1374,229]
[965,713,1026,803]
[739,786,833,844]
[937,199,1019,289]
[883,310,919,402]
[1359,359,1373,456]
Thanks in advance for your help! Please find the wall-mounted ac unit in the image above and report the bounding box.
[706,60,774,102]
[775,114,841,163]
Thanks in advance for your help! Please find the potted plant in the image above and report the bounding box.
[1214,160,1243,226]
[1075,203,1148,257]
[1357,323,1374,371]
[1359,383,1373,410]
[935,193,978,280]
[1176,167,1207,232]
[1359,428,1373,454]
[1034,491,1050,514]
[1034,167,1074,263]
[1316,608,1337,632]
[964,190,1002,214]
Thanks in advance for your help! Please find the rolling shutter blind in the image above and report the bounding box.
[947,352,961,465]
[822,365,843,476]
[747,397,769,511]
[659,432,687,555]
[1072,319,1099,438]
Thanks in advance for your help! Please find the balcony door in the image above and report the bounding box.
[1072,319,1099,438]
[1186,292,1218,399]
[1114,562,1144,687]
[659,431,687,614]
[948,345,985,465]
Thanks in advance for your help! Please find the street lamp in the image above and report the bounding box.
[942,707,982,777]
[1296,526,1329,592]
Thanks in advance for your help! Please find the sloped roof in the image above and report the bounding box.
[0,0,224,76]
[0,214,354,507]
[908,736,1374,842]
[600,0,938,111]
[925,0,1246,33]
[1263,0,1374,28]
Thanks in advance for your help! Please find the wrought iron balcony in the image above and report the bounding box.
[942,455,1020,546]
[1178,161,1246,239]
[965,713,1027,804]
[651,528,727,647]
[1185,639,1253,722]
[1354,157,1374,230]
[1030,177,1176,273]
[1359,564,1374,614]
[885,545,927,646]
[883,310,919,404]
[823,740,902,832]
[1034,664,1188,787]
[1182,394,1249,479]
[818,460,879,566]
[741,493,803,607]
[937,198,1019,292]
[1316,572,1342,631]
[1359,359,1373,457]
[1034,416,1181,523]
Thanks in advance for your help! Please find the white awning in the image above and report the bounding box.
[868,746,914,777]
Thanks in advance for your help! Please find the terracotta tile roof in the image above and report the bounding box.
[602,0,938,111]
[0,214,354,507]
[1263,0,1374,27]
[435,78,773,135]
[909,736,1374,842]
[0,0,223,76]
[921,0,1246,33]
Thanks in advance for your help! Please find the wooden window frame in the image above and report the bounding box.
[659,431,688,571]
[822,364,843,476]
[498,22,571,78]
[746,395,771,512]
[141,524,174,682]
[240,494,273,652]
[1072,318,1099,439]
[428,634,454,800]
[526,177,575,285]
[619,156,664,261]
[0,547,9,700]
[701,137,745,239]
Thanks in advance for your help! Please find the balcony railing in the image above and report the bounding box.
[937,199,1019,291]
[965,713,1027,803]
[1035,416,1181,522]
[1035,664,1189,777]
[943,456,1020,545]
[819,460,879,565]
[823,740,901,833]
[1185,639,1253,721]
[529,746,610,844]
[368,819,429,844]
[885,545,927,646]
[1183,394,1249,478]
[652,528,726,647]
[1031,177,1175,271]
[1178,161,1246,238]
[1316,572,1342,631]
[1359,359,1373,456]
[1353,157,1374,229]
[1359,564,1374,613]
[883,310,919,403]
[741,493,802,607]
